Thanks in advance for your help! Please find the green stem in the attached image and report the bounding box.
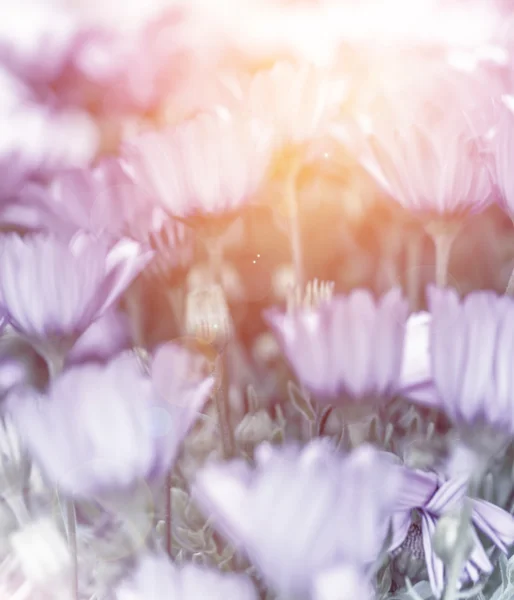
[215,350,236,459]
[165,472,172,558]
[66,500,79,600]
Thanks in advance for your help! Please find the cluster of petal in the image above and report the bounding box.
[0,94,99,202]
[0,0,80,81]
[338,93,492,215]
[123,111,272,218]
[115,552,257,600]
[194,440,401,599]
[408,286,514,434]
[311,564,374,600]
[245,61,347,150]
[0,233,151,344]
[7,344,213,497]
[66,308,130,365]
[390,466,514,597]
[38,157,162,242]
[398,311,435,404]
[265,287,408,401]
[488,98,514,215]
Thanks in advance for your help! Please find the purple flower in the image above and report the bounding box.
[7,344,213,498]
[114,552,258,600]
[390,467,514,597]
[0,1,80,82]
[398,311,438,405]
[409,286,514,435]
[194,441,401,599]
[41,157,165,242]
[66,308,130,365]
[312,564,373,600]
[264,287,409,402]
[123,111,272,218]
[0,233,151,349]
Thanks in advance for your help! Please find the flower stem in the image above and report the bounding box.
[215,350,236,459]
[65,500,79,600]
[406,230,422,311]
[284,157,304,291]
[425,220,461,288]
[165,472,172,557]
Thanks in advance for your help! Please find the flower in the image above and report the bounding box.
[488,98,514,216]
[66,308,130,365]
[38,157,152,242]
[338,94,492,216]
[194,441,401,599]
[246,61,347,151]
[411,286,514,436]
[0,518,72,600]
[311,564,373,600]
[114,552,258,600]
[0,233,151,349]
[123,110,272,219]
[0,89,99,202]
[390,467,514,597]
[7,345,213,498]
[398,311,438,405]
[264,287,408,402]
[0,0,80,81]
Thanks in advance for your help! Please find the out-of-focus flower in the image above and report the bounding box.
[0,233,151,350]
[185,284,233,348]
[66,308,130,365]
[488,98,514,216]
[390,467,514,597]
[173,0,345,68]
[0,99,99,203]
[398,311,438,405]
[7,345,213,498]
[37,158,147,241]
[321,0,502,49]
[246,61,347,153]
[336,97,492,216]
[194,441,401,598]
[114,552,258,600]
[0,0,80,82]
[312,564,373,600]
[38,158,194,277]
[74,9,186,113]
[123,111,272,219]
[264,287,408,402]
[410,286,514,437]
[0,518,71,600]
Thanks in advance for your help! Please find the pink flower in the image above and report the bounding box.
[124,111,272,218]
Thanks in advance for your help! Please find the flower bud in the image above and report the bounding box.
[185,284,233,348]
